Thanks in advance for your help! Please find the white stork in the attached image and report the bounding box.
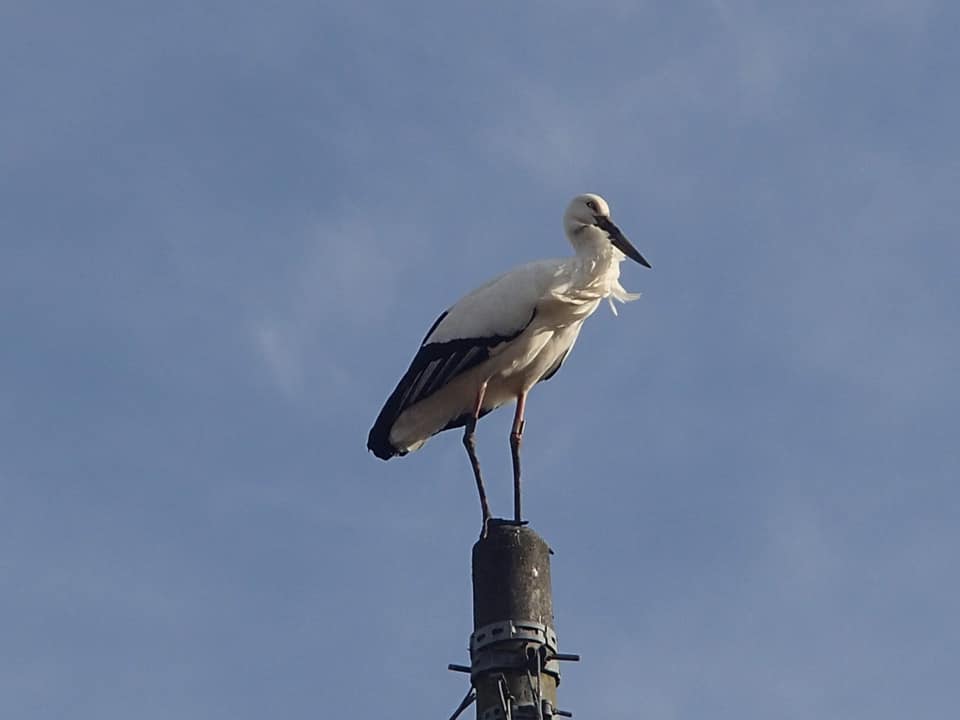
[367,193,651,534]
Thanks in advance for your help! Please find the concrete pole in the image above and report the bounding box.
[468,520,576,719]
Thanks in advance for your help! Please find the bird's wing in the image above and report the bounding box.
[367,261,562,459]
[424,260,562,344]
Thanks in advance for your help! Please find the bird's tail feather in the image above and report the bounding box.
[367,413,402,460]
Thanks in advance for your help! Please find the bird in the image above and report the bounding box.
[367,193,651,535]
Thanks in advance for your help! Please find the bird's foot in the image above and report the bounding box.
[482,517,529,533]
[479,515,491,540]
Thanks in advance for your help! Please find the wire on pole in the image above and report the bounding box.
[446,687,476,720]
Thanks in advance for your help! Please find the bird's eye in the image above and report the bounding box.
[586,200,597,211]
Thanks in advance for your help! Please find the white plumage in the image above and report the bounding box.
[368,193,651,532]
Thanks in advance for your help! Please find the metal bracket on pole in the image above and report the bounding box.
[469,619,566,683]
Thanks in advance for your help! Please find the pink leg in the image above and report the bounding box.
[463,381,491,536]
[510,392,527,524]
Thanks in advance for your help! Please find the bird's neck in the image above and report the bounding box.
[555,226,633,313]
[573,238,621,278]
[560,242,625,305]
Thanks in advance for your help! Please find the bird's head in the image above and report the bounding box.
[563,193,652,268]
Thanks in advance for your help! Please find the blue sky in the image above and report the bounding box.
[2,1,958,718]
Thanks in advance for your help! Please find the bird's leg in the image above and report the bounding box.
[510,392,527,525]
[463,381,491,537]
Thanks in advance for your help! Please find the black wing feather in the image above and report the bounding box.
[367,309,535,459]
[538,348,569,383]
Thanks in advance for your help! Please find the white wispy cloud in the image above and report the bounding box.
[252,321,304,398]
[776,149,956,417]
[250,210,426,401]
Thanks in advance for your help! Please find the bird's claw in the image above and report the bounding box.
[480,517,528,538]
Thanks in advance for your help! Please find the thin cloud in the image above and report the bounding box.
[250,210,426,401]
[252,322,304,399]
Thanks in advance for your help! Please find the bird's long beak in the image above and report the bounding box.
[595,215,652,268]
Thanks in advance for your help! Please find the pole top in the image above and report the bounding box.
[473,518,553,553]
